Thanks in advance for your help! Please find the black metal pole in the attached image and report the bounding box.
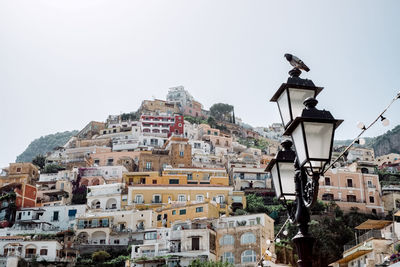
[292,164,315,267]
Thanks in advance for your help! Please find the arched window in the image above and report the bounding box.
[240,232,256,244]
[219,234,234,246]
[241,250,256,263]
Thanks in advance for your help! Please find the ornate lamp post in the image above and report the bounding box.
[266,55,343,267]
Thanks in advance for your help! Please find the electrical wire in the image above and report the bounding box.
[255,218,290,266]
[323,91,400,175]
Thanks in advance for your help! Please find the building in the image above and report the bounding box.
[89,151,140,171]
[36,180,72,206]
[0,163,39,187]
[140,114,184,137]
[79,165,128,186]
[127,184,246,214]
[319,169,385,215]
[137,150,170,172]
[330,219,396,267]
[164,136,192,168]
[139,99,180,115]
[376,153,400,167]
[347,147,375,163]
[199,124,233,155]
[46,146,111,168]
[76,121,106,139]
[215,214,275,266]
[156,201,220,228]
[0,237,63,262]
[232,166,271,191]
[86,183,125,211]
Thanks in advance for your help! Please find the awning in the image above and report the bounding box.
[354,219,392,230]
[329,248,372,265]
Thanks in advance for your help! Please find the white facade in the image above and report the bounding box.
[0,239,62,262]
[80,166,127,180]
[87,183,124,211]
[189,140,211,155]
[39,169,78,182]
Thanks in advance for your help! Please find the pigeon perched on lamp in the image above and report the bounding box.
[284,53,310,77]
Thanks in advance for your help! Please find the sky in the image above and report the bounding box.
[1,0,400,167]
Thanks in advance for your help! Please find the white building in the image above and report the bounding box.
[0,237,62,262]
[86,183,124,211]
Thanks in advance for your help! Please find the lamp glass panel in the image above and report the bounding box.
[271,164,282,199]
[304,122,334,160]
[291,123,307,166]
[288,88,315,121]
[278,162,296,200]
[277,90,291,126]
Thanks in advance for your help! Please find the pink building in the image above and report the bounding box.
[318,169,384,215]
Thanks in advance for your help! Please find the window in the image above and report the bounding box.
[249,219,255,226]
[322,193,334,201]
[157,214,162,221]
[178,195,186,202]
[40,249,48,255]
[325,177,331,186]
[179,151,184,157]
[219,234,234,246]
[369,196,375,203]
[145,232,157,240]
[52,211,59,221]
[192,237,200,250]
[172,210,176,215]
[94,159,100,165]
[367,181,373,188]
[241,250,257,263]
[179,209,186,215]
[216,195,225,204]
[145,162,152,170]
[196,195,204,202]
[228,221,234,228]
[68,209,77,219]
[223,252,234,264]
[107,158,114,166]
[135,195,144,204]
[114,239,120,244]
[169,179,179,184]
[196,207,203,213]
[153,195,161,203]
[16,167,21,172]
[152,180,157,184]
[240,232,256,244]
[347,195,357,202]
[187,174,193,180]
[347,179,353,187]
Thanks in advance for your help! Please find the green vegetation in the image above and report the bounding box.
[184,116,208,125]
[120,111,139,121]
[210,103,234,122]
[92,251,111,263]
[16,130,78,163]
[238,137,269,150]
[32,154,46,170]
[42,163,64,174]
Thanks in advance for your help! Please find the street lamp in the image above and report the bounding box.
[266,55,342,267]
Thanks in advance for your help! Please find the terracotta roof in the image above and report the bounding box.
[354,219,392,230]
[0,236,24,240]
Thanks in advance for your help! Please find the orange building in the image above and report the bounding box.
[319,169,384,215]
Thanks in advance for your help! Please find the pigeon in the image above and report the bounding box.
[284,53,310,72]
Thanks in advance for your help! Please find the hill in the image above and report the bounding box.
[16,130,78,163]
[334,125,400,157]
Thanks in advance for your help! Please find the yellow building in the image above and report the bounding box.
[127,184,246,214]
[122,167,229,187]
[156,201,220,227]
[0,163,39,187]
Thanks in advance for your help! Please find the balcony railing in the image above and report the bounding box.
[343,230,383,251]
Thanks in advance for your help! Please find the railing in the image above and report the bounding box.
[367,184,377,188]
[343,230,383,251]
[152,200,162,204]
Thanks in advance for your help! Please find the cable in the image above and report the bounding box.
[256,218,289,266]
[323,91,400,175]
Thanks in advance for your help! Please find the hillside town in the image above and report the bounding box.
[1,85,400,267]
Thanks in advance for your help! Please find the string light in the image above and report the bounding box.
[380,115,390,126]
[324,91,400,174]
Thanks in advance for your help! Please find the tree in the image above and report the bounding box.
[246,194,267,213]
[71,173,87,205]
[42,163,64,174]
[210,103,234,122]
[92,250,111,263]
[32,154,46,170]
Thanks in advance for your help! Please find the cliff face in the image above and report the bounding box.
[371,125,400,156]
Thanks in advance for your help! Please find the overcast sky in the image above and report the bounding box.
[1,0,400,167]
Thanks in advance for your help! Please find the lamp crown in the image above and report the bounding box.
[303,97,318,109]
[281,139,293,151]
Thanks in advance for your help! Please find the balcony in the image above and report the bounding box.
[151,200,162,204]
[343,230,383,251]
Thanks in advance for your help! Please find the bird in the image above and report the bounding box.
[284,53,310,72]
